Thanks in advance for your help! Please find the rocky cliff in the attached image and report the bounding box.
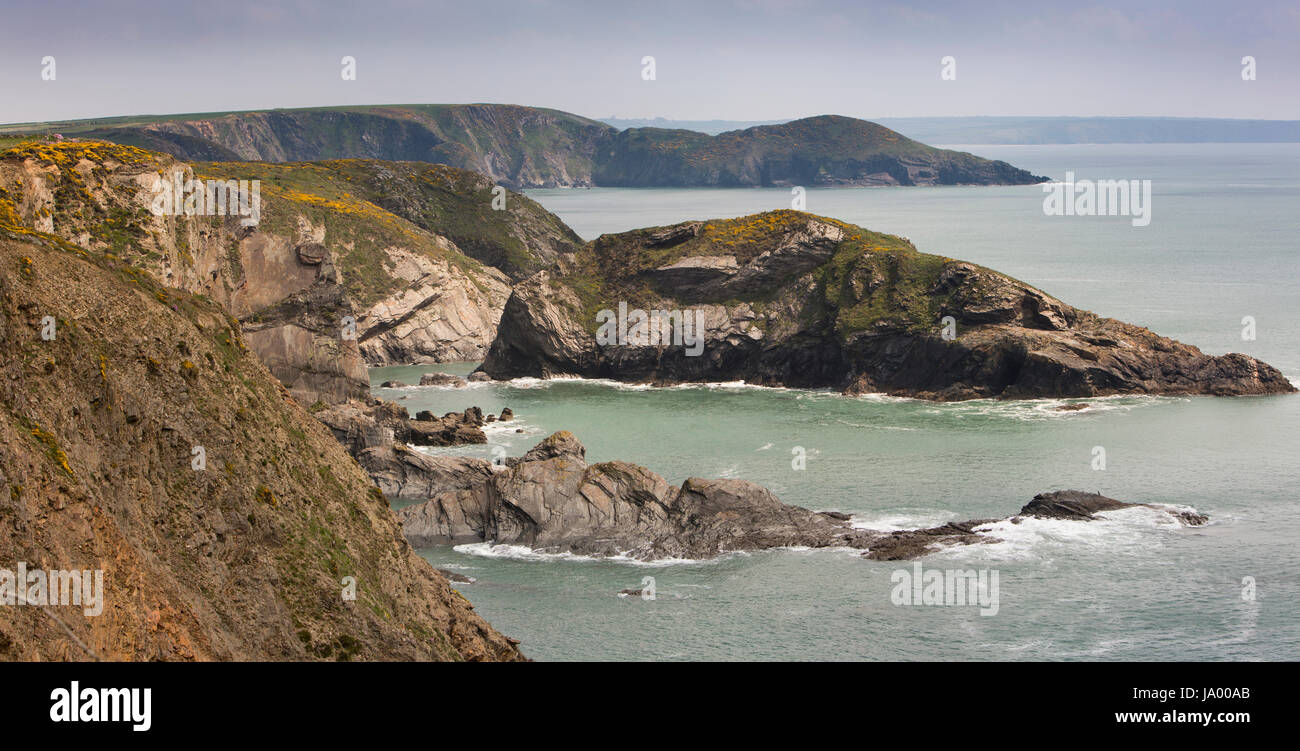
[0,142,576,389]
[478,210,1294,399]
[0,230,523,661]
[26,105,1047,188]
[79,105,615,189]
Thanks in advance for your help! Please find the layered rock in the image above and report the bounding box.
[478,211,1294,400]
[395,434,1204,560]
[356,446,494,500]
[0,142,574,402]
[0,233,522,661]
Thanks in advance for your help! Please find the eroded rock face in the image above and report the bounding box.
[0,235,523,661]
[479,211,1295,400]
[356,446,494,500]
[395,435,1205,561]
[0,143,556,405]
[356,245,511,365]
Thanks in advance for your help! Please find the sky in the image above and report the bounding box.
[1,0,1297,124]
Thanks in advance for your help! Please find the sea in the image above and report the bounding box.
[371,143,1300,661]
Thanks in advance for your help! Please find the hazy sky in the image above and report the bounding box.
[1,0,1296,124]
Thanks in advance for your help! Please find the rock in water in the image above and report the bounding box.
[396,433,1209,562]
[419,372,468,387]
[480,211,1294,400]
[436,569,477,584]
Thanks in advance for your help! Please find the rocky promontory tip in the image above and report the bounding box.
[395,433,1207,561]
[479,211,1294,401]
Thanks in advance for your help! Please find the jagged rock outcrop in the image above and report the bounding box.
[395,434,1204,560]
[479,211,1294,400]
[314,399,488,451]
[405,409,487,447]
[0,232,522,661]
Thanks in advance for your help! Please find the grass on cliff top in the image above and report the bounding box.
[0,140,512,308]
[1,139,161,169]
[619,116,938,167]
[195,159,502,305]
[562,209,960,337]
[197,157,574,280]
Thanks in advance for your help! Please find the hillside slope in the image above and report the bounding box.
[0,229,524,660]
[8,105,1047,188]
[594,116,1045,186]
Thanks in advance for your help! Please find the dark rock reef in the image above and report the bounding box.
[395,433,1205,561]
[478,211,1294,400]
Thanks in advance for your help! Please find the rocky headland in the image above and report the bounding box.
[478,211,1294,400]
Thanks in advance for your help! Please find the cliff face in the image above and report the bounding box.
[479,211,1294,400]
[0,142,576,381]
[0,231,524,661]
[52,105,1046,188]
[87,105,616,189]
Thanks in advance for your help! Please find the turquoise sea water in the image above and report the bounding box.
[376,144,1299,661]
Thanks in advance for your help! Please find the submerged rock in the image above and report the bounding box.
[862,490,1208,560]
[436,569,477,584]
[419,372,468,387]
